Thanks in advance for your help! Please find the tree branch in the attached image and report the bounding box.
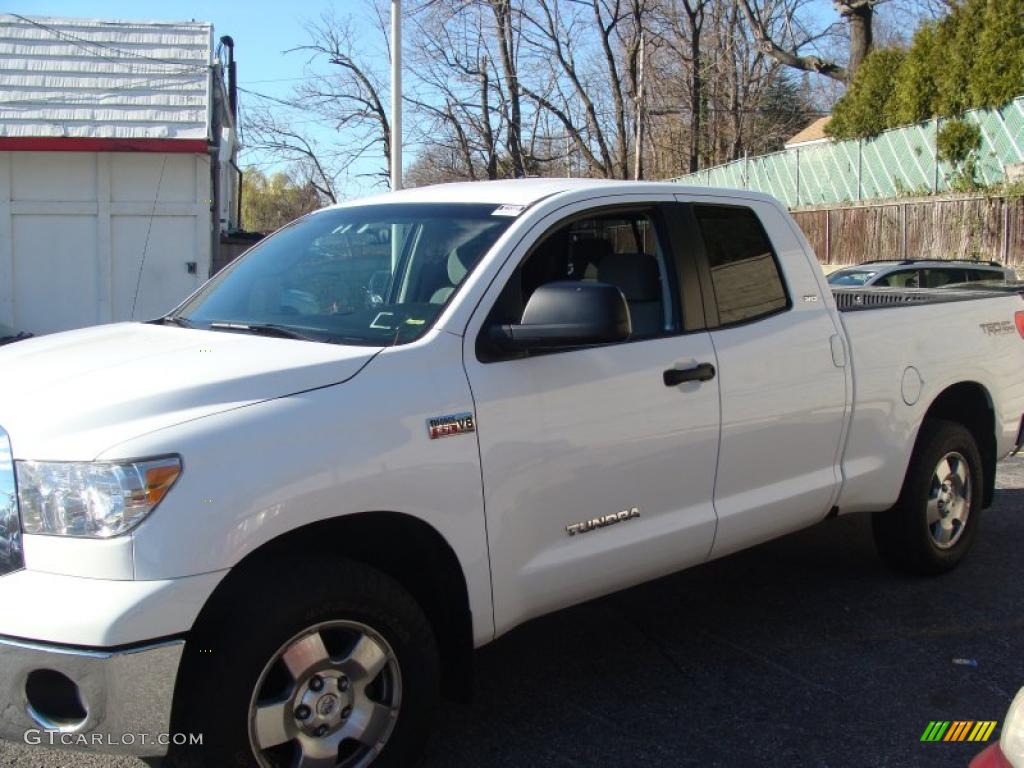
[737,0,847,82]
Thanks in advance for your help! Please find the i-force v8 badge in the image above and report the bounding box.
[427,412,476,440]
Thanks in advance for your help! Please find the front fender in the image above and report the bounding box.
[99,331,495,646]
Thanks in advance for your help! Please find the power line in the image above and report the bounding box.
[236,85,309,111]
[0,76,209,109]
[239,76,310,85]
[130,154,168,321]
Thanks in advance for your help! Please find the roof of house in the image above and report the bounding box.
[0,14,214,141]
[784,116,832,148]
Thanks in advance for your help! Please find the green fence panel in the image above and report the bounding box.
[674,96,1024,205]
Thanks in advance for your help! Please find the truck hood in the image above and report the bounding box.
[0,323,381,459]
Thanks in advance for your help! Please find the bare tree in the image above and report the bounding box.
[241,6,394,195]
[290,10,393,185]
[737,0,881,83]
[243,105,341,202]
[518,0,652,179]
[485,0,528,176]
[652,0,712,172]
[242,0,828,189]
[411,3,503,179]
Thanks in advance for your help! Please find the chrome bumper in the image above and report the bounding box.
[0,636,184,757]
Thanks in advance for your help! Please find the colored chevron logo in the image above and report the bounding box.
[921,720,998,742]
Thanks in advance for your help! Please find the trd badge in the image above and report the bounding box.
[427,412,476,439]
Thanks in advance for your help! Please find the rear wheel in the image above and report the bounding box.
[873,419,983,575]
[166,557,439,768]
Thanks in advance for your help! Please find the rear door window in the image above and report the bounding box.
[693,205,788,325]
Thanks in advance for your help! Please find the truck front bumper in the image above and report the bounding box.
[0,568,226,757]
[0,636,185,757]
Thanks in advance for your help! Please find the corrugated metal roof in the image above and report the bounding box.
[0,14,213,140]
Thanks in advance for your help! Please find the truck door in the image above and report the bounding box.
[678,198,849,558]
[463,199,721,636]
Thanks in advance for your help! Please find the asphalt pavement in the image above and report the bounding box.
[4,457,1023,768]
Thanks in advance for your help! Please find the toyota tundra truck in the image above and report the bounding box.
[1,179,1023,768]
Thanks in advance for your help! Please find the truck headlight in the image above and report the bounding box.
[1002,687,1024,768]
[16,457,181,538]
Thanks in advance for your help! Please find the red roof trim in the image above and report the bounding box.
[0,137,210,154]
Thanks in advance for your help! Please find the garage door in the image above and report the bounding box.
[0,151,211,334]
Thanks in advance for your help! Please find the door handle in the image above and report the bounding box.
[663,363,716,386]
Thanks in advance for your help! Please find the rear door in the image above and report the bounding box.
[463,197,721,635]
[677,198,849,557]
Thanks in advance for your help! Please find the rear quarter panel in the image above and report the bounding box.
[837,296,1024,513]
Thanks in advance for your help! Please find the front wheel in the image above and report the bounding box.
[166,557,440,768]
[873,418,983,576]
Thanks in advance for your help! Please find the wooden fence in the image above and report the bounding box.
[214,232,264,276]
[791,194,1024,267]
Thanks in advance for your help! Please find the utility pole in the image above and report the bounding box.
[633,31,645,181]
[390,0,403,271]
[390,0,402,192]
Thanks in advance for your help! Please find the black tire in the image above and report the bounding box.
[873,418,983,576]
[165,557,440,768]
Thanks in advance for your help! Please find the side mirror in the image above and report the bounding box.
[490,281,631,351]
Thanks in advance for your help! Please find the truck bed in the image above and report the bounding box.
[833,281,1024,515]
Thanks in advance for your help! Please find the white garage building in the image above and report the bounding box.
[0,14,238,334]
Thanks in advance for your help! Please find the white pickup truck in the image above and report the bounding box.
[1,179,1023,768]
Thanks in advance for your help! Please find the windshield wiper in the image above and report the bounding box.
[208,321,322,342]
[155,315,195,328]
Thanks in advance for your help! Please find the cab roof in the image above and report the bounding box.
[330,178,781,209]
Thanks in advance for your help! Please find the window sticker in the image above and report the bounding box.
[492,204,527,217]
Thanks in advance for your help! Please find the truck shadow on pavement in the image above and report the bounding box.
[422,489,1024,768]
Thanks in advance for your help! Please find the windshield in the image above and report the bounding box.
[176,203,514,345]
[827,269,877,286]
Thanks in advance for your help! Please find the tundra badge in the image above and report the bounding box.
[566,506,640,536]
[427,412,476,439]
